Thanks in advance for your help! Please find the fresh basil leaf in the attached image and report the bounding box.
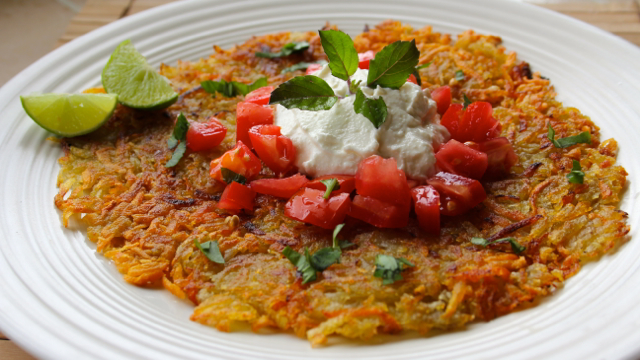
[463,93,472,109]
[281,60,327,74]
[411,68,422,86]
[269,75,338,111]
[471,236,525,254]
[319,30,359,81]
[547,124,591,148]
[165,141,186,168]
[168,113,189,149]
[256,41,310,59]
[374,254,414,285]
[567,160,585,184]
[455,70,465,82]
[367,40,420,89]
[354,89,388,128]
[416,61,432,70]
[201,78,268,97]
[332,223,345,248]
[221,168,246,185]
[310,247,341,271]
[233,77,268,96]
[194,238,225,264]
[320,178,340,199]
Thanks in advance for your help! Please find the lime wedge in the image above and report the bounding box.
[20,93,117,137]
[102,40,178,110]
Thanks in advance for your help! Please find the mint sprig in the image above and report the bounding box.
[269,75,338,111]
[256,41,309,59]
[354,89,388,128]
[547,124,591,148]
[166,113,189,168]
[367,40,420,89]
[319,30,359,81]
[201,77,268,98]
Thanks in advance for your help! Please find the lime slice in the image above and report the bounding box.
[102,40,178,110]
[20,93,117,137]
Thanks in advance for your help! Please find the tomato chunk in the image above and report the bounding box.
[236,101,274,148]
[355,155,411,206]
[244,86,275,106]
[305,63,324,75]
[441,103,464,141]
[411,186,440,234]
[440,102,501,143]
[431,86,451,115]
[426,172,486,216]
[250,174,309,198]
[358,51,375,69]
[209,141,262,183]
[285,188,351,229]
[248,125,296,175]
[407,74,418,85]
[478,137,518,179]
[348,195,409,228]
[218,182,256,211]
[435,139,488,180]
[306,175,356,194]
[186,116,227,152]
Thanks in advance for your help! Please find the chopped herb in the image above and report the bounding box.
[567,160,585,184]
[201,77,268,98]
[367,40,420,89]
[320,178,340,199]
[166,113,189,167]
[221,168,246,185]
[463,93,472,109]
[333,223,355,249]
[269,75,338,111]
[374,254,415,285]
[194,238,225,264]
[319,30,359,81]
[455,70,465,81]
[281,60,327,74]
[165,142,186,168]
[471,237,525,254]
[282,246,317,284]
[416,61,432,70]
[411,68,422,86]
[547,124,591,148]
[353,89,388,129]
[310,247,342,272]
[256,41,310,59]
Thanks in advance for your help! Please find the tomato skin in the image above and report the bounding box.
[305,64,324,75]
[236,101,274,148]
[218,182,256,211]
[244,86,275,105]
[411,186,440,234]
[407,74,418,84]
[285,188,351,229]
[250,174,309,198]
[440,102,501,143]
[348,195,410,228]
[478,137,518,179]
[306,175,356,194]
[426,172,486,216]
[358,51,375,69]
[441,104,464,141]
[248,125,296,174]
[355,155,411,206]
[209,141,262,183]
[435,139,488,180]
[186,117,227,152]
[431,86,451,115]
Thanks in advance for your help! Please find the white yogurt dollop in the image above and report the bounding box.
[274,65,449,180]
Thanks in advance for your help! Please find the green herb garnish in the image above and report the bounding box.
[455,70,465,81]
[333,223,355,249]
[373,254,415,285]
[194,238,225,264]
[281,60,328,74]
[416,61,432,70]
[367,40,420,89]
[567,160,585,184]
[470,237,525,254]
[256,41,310,59]
[354,89,388,128]
[411,68,422,86]
[166,113,189,167]
[320,178,340,199]
[319,30,359,81]
[201,77,268,98]
[463,93,472,109]
[221,168,246,185]
[547,124,591,148]
[283,246,317,284]
[269,75,338,111]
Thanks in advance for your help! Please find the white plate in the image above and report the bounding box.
[1,0,640,359]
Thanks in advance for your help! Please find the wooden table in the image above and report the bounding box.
[2,0,640,359]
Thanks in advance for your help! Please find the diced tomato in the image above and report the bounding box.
[218,182,256,211]
[244,86,274,105]
[435,139,488,180]
[440,102,501,143]
[355,155,411,206]
[407,74,418,84]
[236,101,274,148]
[285,188,351,229]
[348,195,410,228]
[209,141,262,183]
[186,116,227,152]
[431,86,451,115]
[305,63,324,75]
[411,186,440,234]
[358,51,375,69]
[478,137,518,179]
[426,172,486,216]
[250,174,309,198]
[306,175,356,194]
[248,125,296,175]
